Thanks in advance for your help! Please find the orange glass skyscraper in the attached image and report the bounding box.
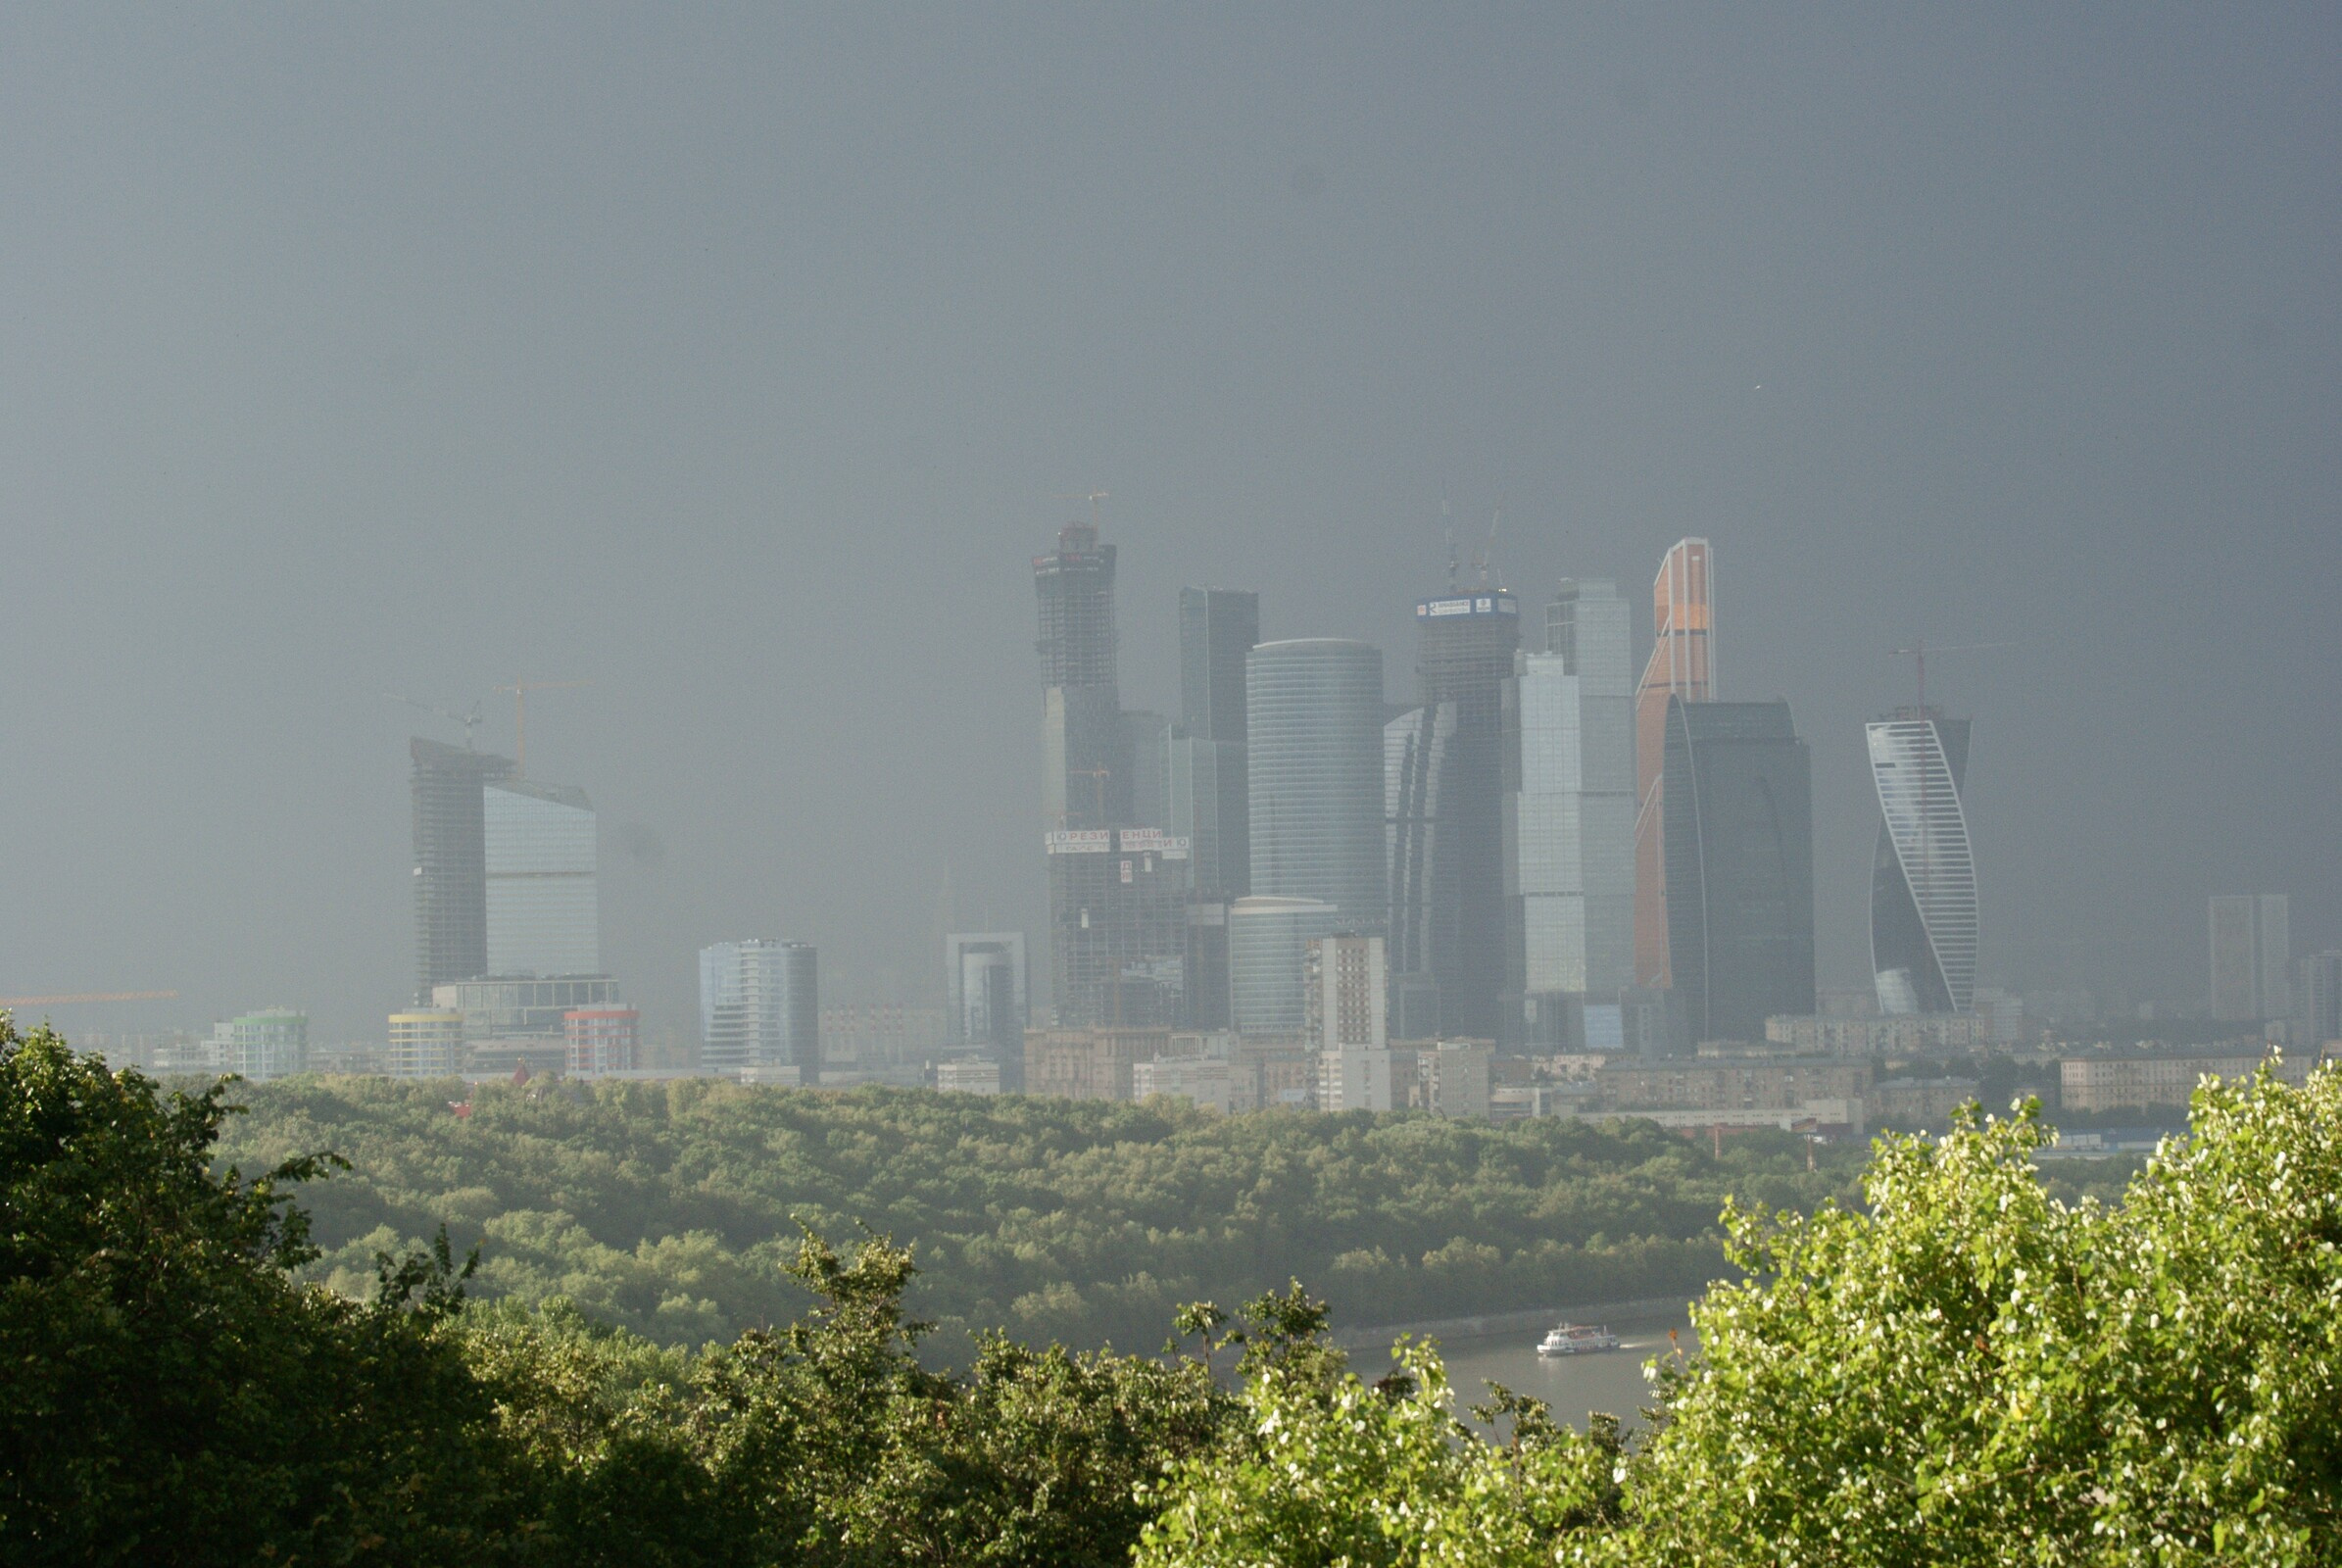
[1633,539,1713,989]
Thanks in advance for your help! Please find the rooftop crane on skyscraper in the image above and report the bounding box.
[383,691,486,748]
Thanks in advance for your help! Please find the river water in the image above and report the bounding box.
[1354,1304,1699,1435]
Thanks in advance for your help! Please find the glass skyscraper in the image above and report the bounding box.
[1384,699,1452,1030]
[1634,540,1715,991]
[1169,586,1257,901]
[1866,712,1977,1015]
[1506,579,1637,1045]
[1246,638,1386,929]
[410,737,515,1001]
[1228,895,1342,1036]
[700,939,820,1076]
[484,777,599,978]
[1412,589,1519,1039]
[1661,697,1815,1044]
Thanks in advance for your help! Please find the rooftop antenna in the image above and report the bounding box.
[383,691,485,749]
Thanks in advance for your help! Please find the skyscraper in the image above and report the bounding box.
[1246,639,1387,928]
[1035,517,1128,831]
[1412,588,1520,1039]
[2298,952,2342,1045]
[2209,896,2290,1021]
[484,776,600,978]
[1661,698,1815,1043]
[1228,895,1342,1035]
[1169,586,1257,899]
[1634,540,1715,991]
[1506,579,1636,1045]
[411,737,515,1002]
[1384,700,1453,1030]
[1866,712,1978,1015]
[700,939,820,1077]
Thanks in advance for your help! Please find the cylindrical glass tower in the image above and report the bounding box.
[1245,638,1386,929]
[1229,896,1342,1036]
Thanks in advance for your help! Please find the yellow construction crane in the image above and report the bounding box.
[496,677,589,775]
[0,990,178,1007]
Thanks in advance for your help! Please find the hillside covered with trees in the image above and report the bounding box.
[208,1074,1866,1354]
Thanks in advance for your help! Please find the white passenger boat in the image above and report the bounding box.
[1536,1322,1622,1356]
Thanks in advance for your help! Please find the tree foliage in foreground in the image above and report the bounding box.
[1140,1063,2342,1565]
[11,1014,2338,1565]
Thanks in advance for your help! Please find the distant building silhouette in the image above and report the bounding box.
[1411,587,1519,1039]
[946,932,1029,1073]
[1169,586,1257,900]
[484,776,599,978]
[2209,896,2290,1021]
[1661,698,1816,1043]
[1246,639,1386,929]
[1866,712,1978,1014]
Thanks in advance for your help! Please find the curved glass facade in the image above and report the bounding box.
[1866,715,1976,1014]
[1245,639,1386,928]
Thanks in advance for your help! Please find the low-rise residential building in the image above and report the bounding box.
[1765,1013,1993,1056]
[1870,1076,1982,1127]
[1134,1055,1248,1112]
[1595,1055,1873,1113]
[1023,1027,1171,1102]
[563,1007,639,1076]
[935,1055,1001,1095]
[1317,1047,1401,1112]
[2057,1048,2303,1114]
[1417,1040,1493,1118]
[387,1010,466,1079]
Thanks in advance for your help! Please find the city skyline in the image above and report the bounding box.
[4,11,2334,1041]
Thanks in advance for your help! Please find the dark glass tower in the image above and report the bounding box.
[1171,586,1257,901]
[1179,587,1257,747]
[411,737,515,1003]
[1866,711,1976,1015]
[1660,698,1816,1043]
[1413,589,1520,1039]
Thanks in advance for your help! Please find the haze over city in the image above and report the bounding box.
[2,8,2334,1046]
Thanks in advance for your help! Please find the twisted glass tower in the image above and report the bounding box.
[1866,712,1977,1015]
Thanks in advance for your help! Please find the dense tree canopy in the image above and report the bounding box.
[208,1073,1864,1352]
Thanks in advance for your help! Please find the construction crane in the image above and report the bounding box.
[1051,490,1110,528]
[383,691,486,749]
[1887,640,2015,710]
[0,990,178,1007]
[497,677,589,775]
[1472,497,1505,589]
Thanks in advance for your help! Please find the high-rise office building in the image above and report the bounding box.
[1661,698,1815,1044]
[2298,952,2342,1045]
[1866,712,1978,1015]
[1228,896,1342,1036]
[945,932,1029,1061]
[1384,700,1453,1030]
[1123,710,1173,832]
[1412,588,1520,1039]
[1505,579,1636,1046]
[1036,518,1129,832]
[1169,587,1258,900]
[484,777,599,978]
[224,1007,309,1082]
[1247,639,1387,928]
[700,939,820,1076]
[2209,896,2290,1021]
[1046,828,1192,1027]
[1633,540,1715,991]
[411,738,515,1002]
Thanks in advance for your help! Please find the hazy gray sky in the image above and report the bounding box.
[4,7,2335,1042]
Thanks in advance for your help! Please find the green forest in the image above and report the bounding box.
[7,1018,2337,1565]
[207,1072,1872,1355]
